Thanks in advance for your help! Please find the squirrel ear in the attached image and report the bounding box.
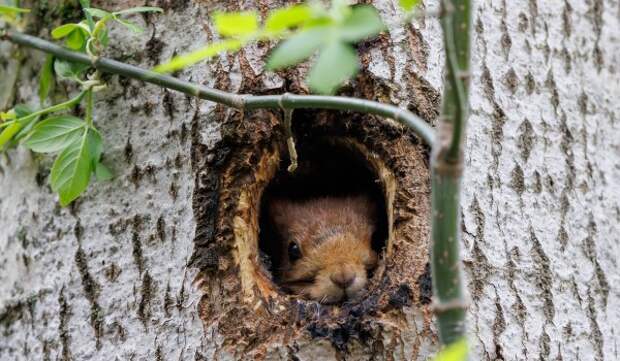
[269,199,293,231]
[350,195,376,219]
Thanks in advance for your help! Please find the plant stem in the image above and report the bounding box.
[441,7,468,163]
[431,0,472,348]
[85,89,93,126]
[245,94,435,144]
[1,30,435,146]
[19,90,86,124]
[0,120,16,128]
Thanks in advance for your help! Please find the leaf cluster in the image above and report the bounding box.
[0,0,160,205]
[156,1,395,94]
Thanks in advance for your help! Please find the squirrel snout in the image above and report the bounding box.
[330,268,356,289]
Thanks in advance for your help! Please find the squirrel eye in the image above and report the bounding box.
[288,242,302,262]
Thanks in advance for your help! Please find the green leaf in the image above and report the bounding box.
[113,6,163,16]
[83,7,111,19]
[14,104,33,118]
[80,0,95,30]
[65,28,87,50]
[97,28,110,47]
[433,338,468,361]
[0,122,22,149]
[51,24,82,39]
[0,5,30,15]
[339,5,386,42]
[52,23,90,50]
[213,11,258,37]
[154,39,242,73]
[95,161,113,181]
[307,41,359,94]
[399,0,421,12]
[88,128,103,162]
[266,27,329,70]
[13,117,38,142]
[115,18,144,33]
[50,128,97,206]
[25,116,85,153]
[39,55,55,104]
[265,4,312,33]
[54,59,89,79]
[0,110,16,121]
[8,105,37,143]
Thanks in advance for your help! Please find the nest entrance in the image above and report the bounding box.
[258,138,392,291]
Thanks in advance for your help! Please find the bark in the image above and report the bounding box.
[0,0,618,360]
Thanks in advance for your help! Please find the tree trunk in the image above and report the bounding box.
[0,1,618,360]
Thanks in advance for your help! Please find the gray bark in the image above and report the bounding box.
[0,0,618,360]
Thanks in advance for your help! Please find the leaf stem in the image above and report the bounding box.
[19,91,86,124]
[0,120,16,128]
[1,30,435,146]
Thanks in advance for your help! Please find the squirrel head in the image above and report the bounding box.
[269,196,378,303]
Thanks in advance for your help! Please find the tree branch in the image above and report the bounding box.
[1,30,435,146]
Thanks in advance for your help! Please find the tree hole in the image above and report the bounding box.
[258,137,392,303]
[192,109,430,353]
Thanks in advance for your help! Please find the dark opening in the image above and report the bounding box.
[258,138,388,292]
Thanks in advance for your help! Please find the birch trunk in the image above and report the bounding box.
[0,0,618,360]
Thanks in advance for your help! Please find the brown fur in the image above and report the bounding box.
[270,195,378,303]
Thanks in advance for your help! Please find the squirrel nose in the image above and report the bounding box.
[330,269,356,289]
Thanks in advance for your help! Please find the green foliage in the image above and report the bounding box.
[53,59,89,80]
[0,4,29,15]
[432,338,468,361]
[82,6,162,34]
[50,127,99,206]
[154,39,242,73]
[307,41,358,94]
[155,1,386,94]
[338,5,385,42]
[0,122,22,149]
[0,1,422,204]
[399,0,422,12]
[25,115,103,205]
[0,2,29,25]
[50,5,161,54]
[94,161,113,181]
[213,11,258,36]
[39,55,55,104]
[0,2,161,205]
[264,5,312,33]
[25,115,85,153]
[265,27,328,69]
[51,23,90,50]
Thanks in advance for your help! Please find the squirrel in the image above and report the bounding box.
[269,195,378,304]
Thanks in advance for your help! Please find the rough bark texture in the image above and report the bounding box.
[0,0,618,360]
